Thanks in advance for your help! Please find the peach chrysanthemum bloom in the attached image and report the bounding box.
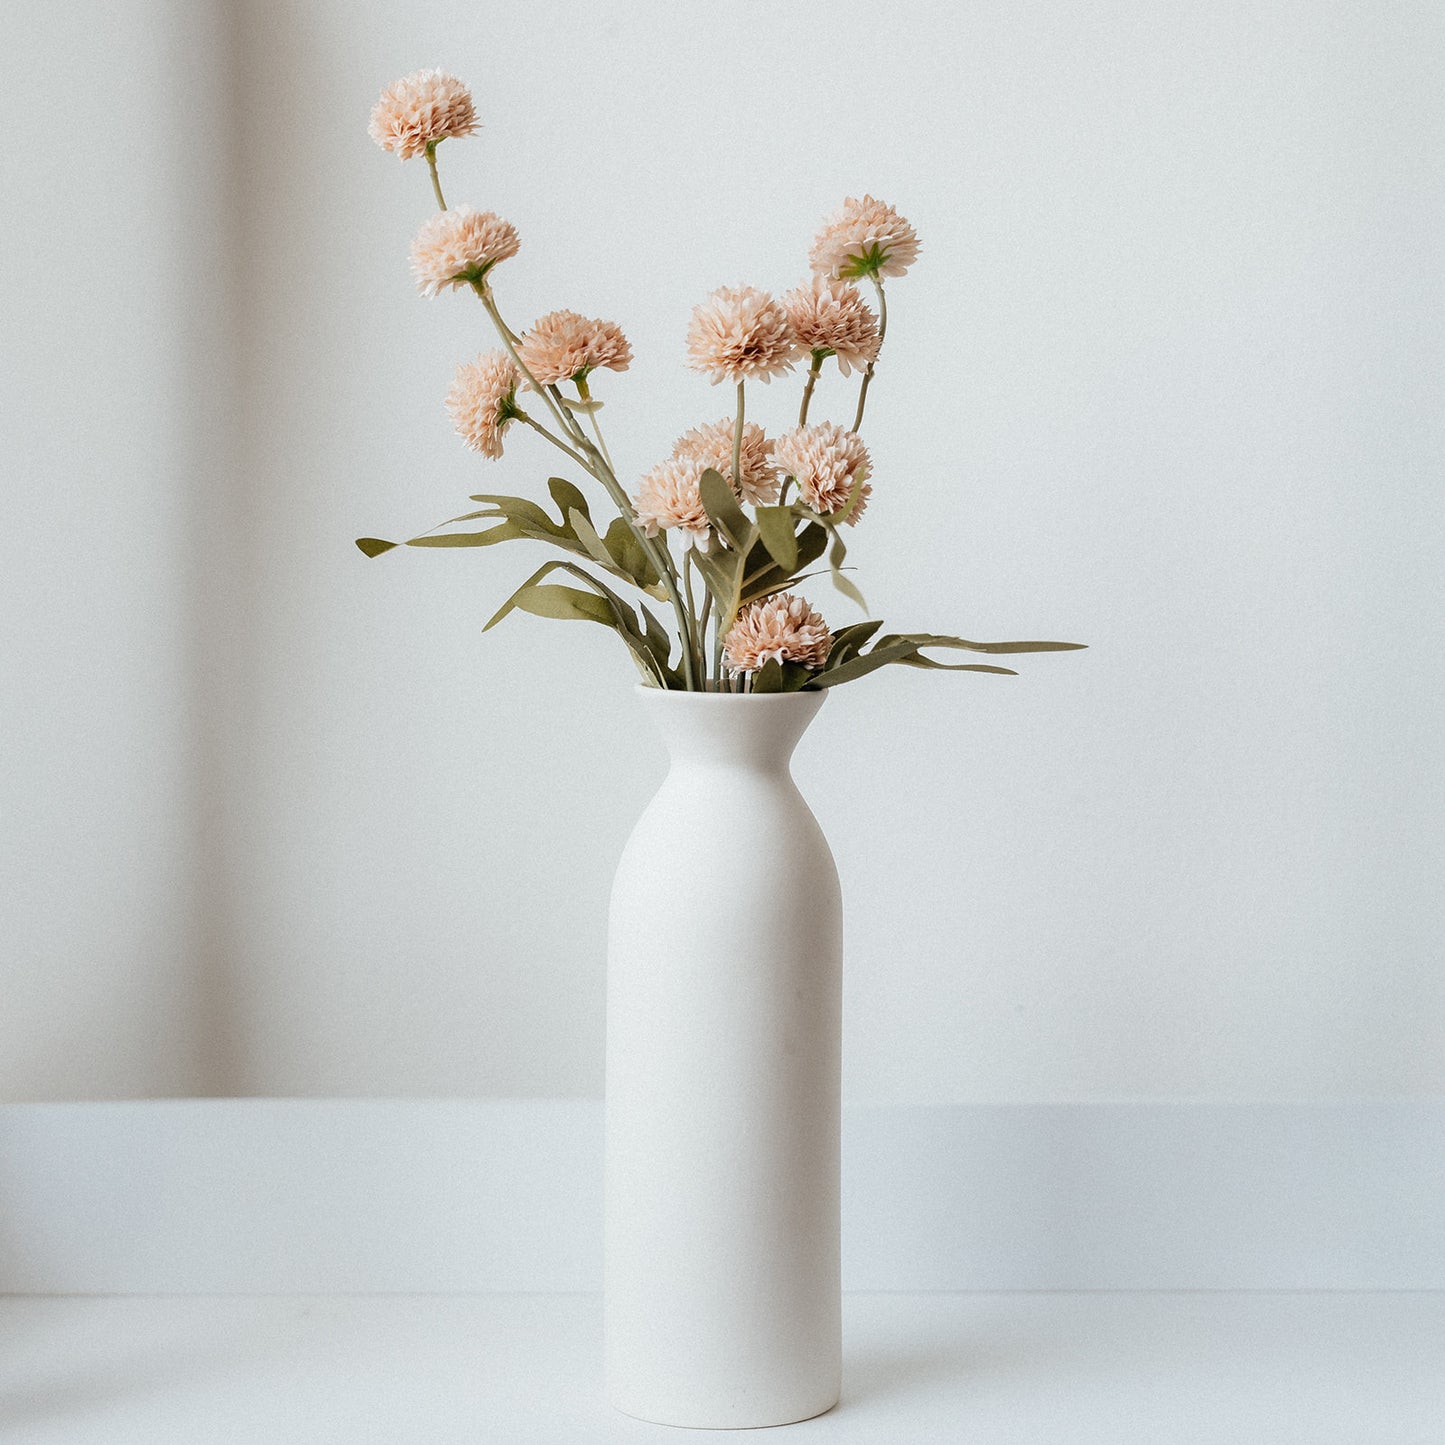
[808,195,920,281]
[671,419,780,506]
[723,593,833,675]
[410,206,520,297]
[632,456,711,537]
[780,276,881,377]
[516,310,633,386]
[773,422,872,523]
[445,352,521,460]
[368,69,479,161]
[685,285,801,385]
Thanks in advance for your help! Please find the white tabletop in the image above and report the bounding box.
[3,1291,1441,1443]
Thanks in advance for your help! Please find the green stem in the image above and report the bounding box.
[798,354,823,427]
[425,143,447,210]
[576,376,617,474]
[473,282,577,443]
[684,548,707,676]
[729,381,747,692]
[482,291,695,688]
[732,380,745,496]
[713,623,724,691]
[697,579,713,685]
[515,410,591,470]
[429,150,698,689]
[852,279,888,432]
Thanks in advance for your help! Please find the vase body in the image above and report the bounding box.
[604,687,843,1429]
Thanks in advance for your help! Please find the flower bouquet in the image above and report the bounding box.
[357,68,1084,691]
[358,67,1085,1429]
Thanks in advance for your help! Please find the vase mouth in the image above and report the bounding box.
[632,684,826,703]
[633,683,826,764]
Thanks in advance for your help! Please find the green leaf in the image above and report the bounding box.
[810,630,1068,688]
[406,522,527,547]
[898,659,1018,675]
[602,517,661,590]
[566,507,619,573]
[547,477,591,527]
[468,493,562,534]
[754,506,798,572]
[825,525,867,612]
[692,544,742,614]
[513,584,616,626]
[744,659,816,693]
[824,619,885,668]
[482,558,672,687]
[749,658,786,693]
[356,537,398,557]
[698,468,751,551]
[795,522,829,572]
[737,523,829,605]
[877,632,1088,655]
[807,641,920,688]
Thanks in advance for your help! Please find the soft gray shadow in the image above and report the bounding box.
[840,1304,1077,1412]
[0,1304,238,1435]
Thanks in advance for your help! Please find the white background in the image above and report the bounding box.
[2,0,1441,1104]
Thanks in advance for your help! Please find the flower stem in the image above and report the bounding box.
[576,376,617,474]
[473,285,697,688]
[851,279,888,432]
[729,381,748,692]
[684,548,707,675]
[473,282,576,440]
[515,410,591,469]
[425,143,447,210]
[732,380,746,496]
[426,148,698,688]
[798,354,822,427]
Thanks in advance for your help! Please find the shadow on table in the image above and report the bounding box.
[841,1307,1068,1411]
[0,1304,242,1436]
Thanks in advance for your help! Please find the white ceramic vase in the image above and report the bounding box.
[604,686,843,1429]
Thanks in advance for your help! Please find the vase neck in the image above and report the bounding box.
[636,689,827,773]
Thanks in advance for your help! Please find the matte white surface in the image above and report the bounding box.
[3,1,1443,1102]
[0,5,235,1099]
[2,1100,1440,1294]
[2,1293,1441,1444]
[606,692,842,1424]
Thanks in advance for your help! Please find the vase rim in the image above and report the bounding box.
[633,684,827,703]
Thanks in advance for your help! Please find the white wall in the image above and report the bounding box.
[0,3,240,1098]
[2,0,1441,1101]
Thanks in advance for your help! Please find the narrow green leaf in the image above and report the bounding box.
[877,632,1088,655]
[692,544,742,614]
[824,619,885,668]
[467,493,560,534]
[603,517,661,589]
[742,659,816,693]
[514,584,616,626]
[755,506,799,572]
[749,659,786,693]
[566,507,619,573]
[698,468,751,551]
[407,522,528,548]
[356,537,398,557]
[897,658,1018,674]
[480,558,669,686]
[808,641,920,688]
[826,526,867,612]
[547,478,591,527]
[795,522,829,571]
